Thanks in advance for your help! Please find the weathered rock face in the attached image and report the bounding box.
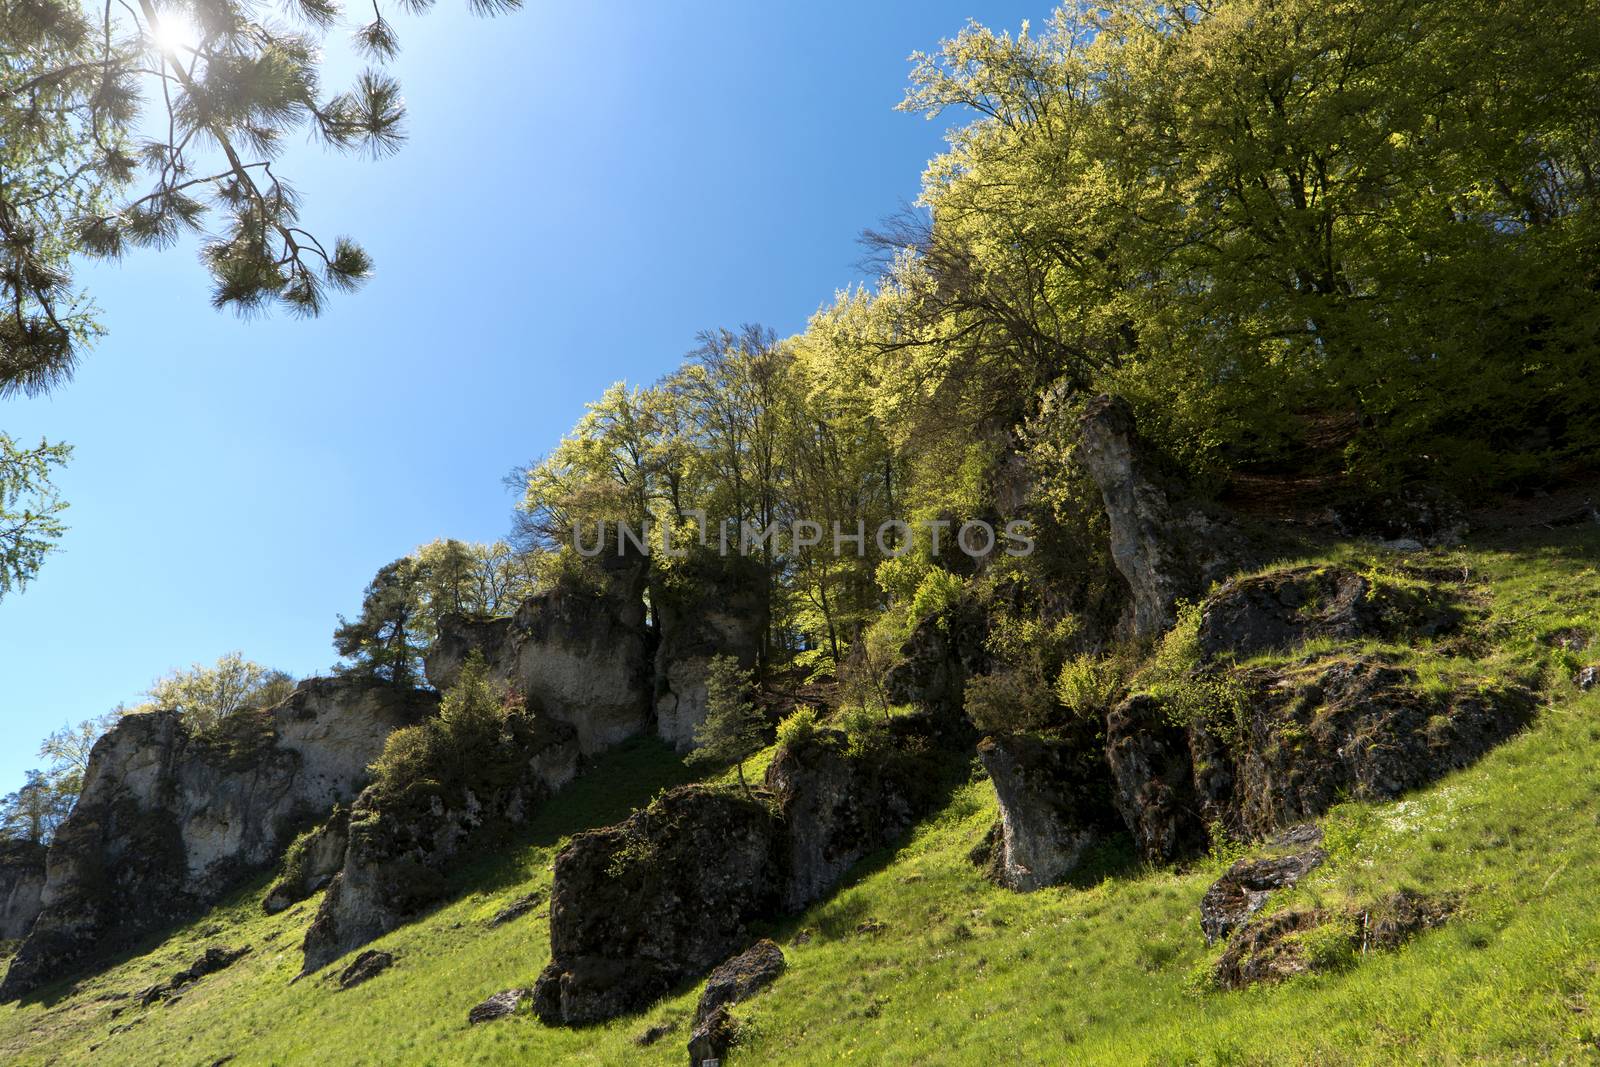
[300,709,578,975]
[1211,890,1454,990]
[0,840,46,941]
[532,786,784,1026]
[0,679,435,1001]
[688,940,785,1067]
[884,600,988,723]
[1107,657,1536,863]
[1199,826,1326,945]
[425,557,651,754]
[764,719,946,912]
[262,805,350,915]
[974,729,1116,891]
[1104,694,1205,863]
[1196,565,1460,662]
[652,555,768,753]
[1078,395,1244,639]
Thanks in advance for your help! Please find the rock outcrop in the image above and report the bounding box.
[973,730,1116,891]
[1078,395,1243,638]
[262,806,349,915]
[532,786,784,1026]
[536,716,955,1027]
[687,940,785,1067]
[1211,890,1454,990]
[1,679,436,1001]
[300,708,578,975]
[652,555,767,752]
[1199,826,1326,945]
[883,599,988,723]
[1195,565,1460,662]
[0,840,46,942]
[765,718,947,912]
[424,557,651,754]
[468,988,528,1024]
[1108,656,1536,863]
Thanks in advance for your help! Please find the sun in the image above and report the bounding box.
[149,11,203,56]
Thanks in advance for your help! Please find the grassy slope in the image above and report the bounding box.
[1,526,1597,1066]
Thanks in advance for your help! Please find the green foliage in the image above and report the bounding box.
[368,653,513,803]
[775,704,821,752]
[134,651,294,735]
[686,655,765,795]
[334,558,424,687]
[0,435,71,602]
[963,667,1058,736]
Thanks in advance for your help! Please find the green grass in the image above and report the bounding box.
[1,527,1597,1065]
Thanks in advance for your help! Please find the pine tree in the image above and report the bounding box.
[333,558,424,687]
[687,655,765,799]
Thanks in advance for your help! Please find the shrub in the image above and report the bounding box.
[776,705,820,751]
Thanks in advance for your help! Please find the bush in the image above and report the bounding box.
[776,705,820,751]
[368,652,514,803]
[963,667,1059,735]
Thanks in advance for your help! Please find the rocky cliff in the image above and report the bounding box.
[0,840,46,943]
[424,557,652,754]
[0,678,436,1001]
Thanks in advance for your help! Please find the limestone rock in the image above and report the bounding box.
[263,806,349,915]
[1199,831,1327,945]
[883,600,988,723]
[425,557,651,754]
[0,679,435,1001]
[488,890,544,927]
[0,840,46,941]
[300,709,578,975]
[336,949,393,989]
[1104,694,1205,864]
[1106,657,1535,860]
[1195,565,1459,662]
[693,939,784,1029]
[975,730,1116,890]
[687,1005,736,1067]
[764,718,946,912]
[1211,890,1453,990]
[468,988,527,1024]
[1078,395,1243,639]
[1578,665,1598,691]
[652,555,768,752]
[532,786,783,1026]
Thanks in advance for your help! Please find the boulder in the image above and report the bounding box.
[1195,565,1460,662]
[468,988,528,1024]
[533,786,783,1026]
[1578,666,1598,691]
[1,679,435,1001]
[0,839,46,941]
[1228,658,1534,837]
[764,718,946,912]
[652,554,768,752]
[687,1005,736,1067]
[1077,395,1242,639]
[263,805,350,914]
[1211,890,1453,990]
[1199,828,1327,945]
[336,949,392,989]
[300,708,578,975]
[488,890,543,927]
[974,730,1116,890]
[692,939,785,1029]
[425,557,651,755]
[1106,656,1536,859]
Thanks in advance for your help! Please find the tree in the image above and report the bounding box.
[411,537,536,642]
[1,0,526,398]
[0,769,74,844]
[686,655,764,798]
[333,557,424,686]
[0,433,70,602]
[136,651,295,732]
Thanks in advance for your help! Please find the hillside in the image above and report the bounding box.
[0,519,1595,1066]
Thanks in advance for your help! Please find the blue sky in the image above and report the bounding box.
[0,2,1045,790]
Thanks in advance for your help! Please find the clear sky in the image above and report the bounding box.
[0,2,1046,791]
